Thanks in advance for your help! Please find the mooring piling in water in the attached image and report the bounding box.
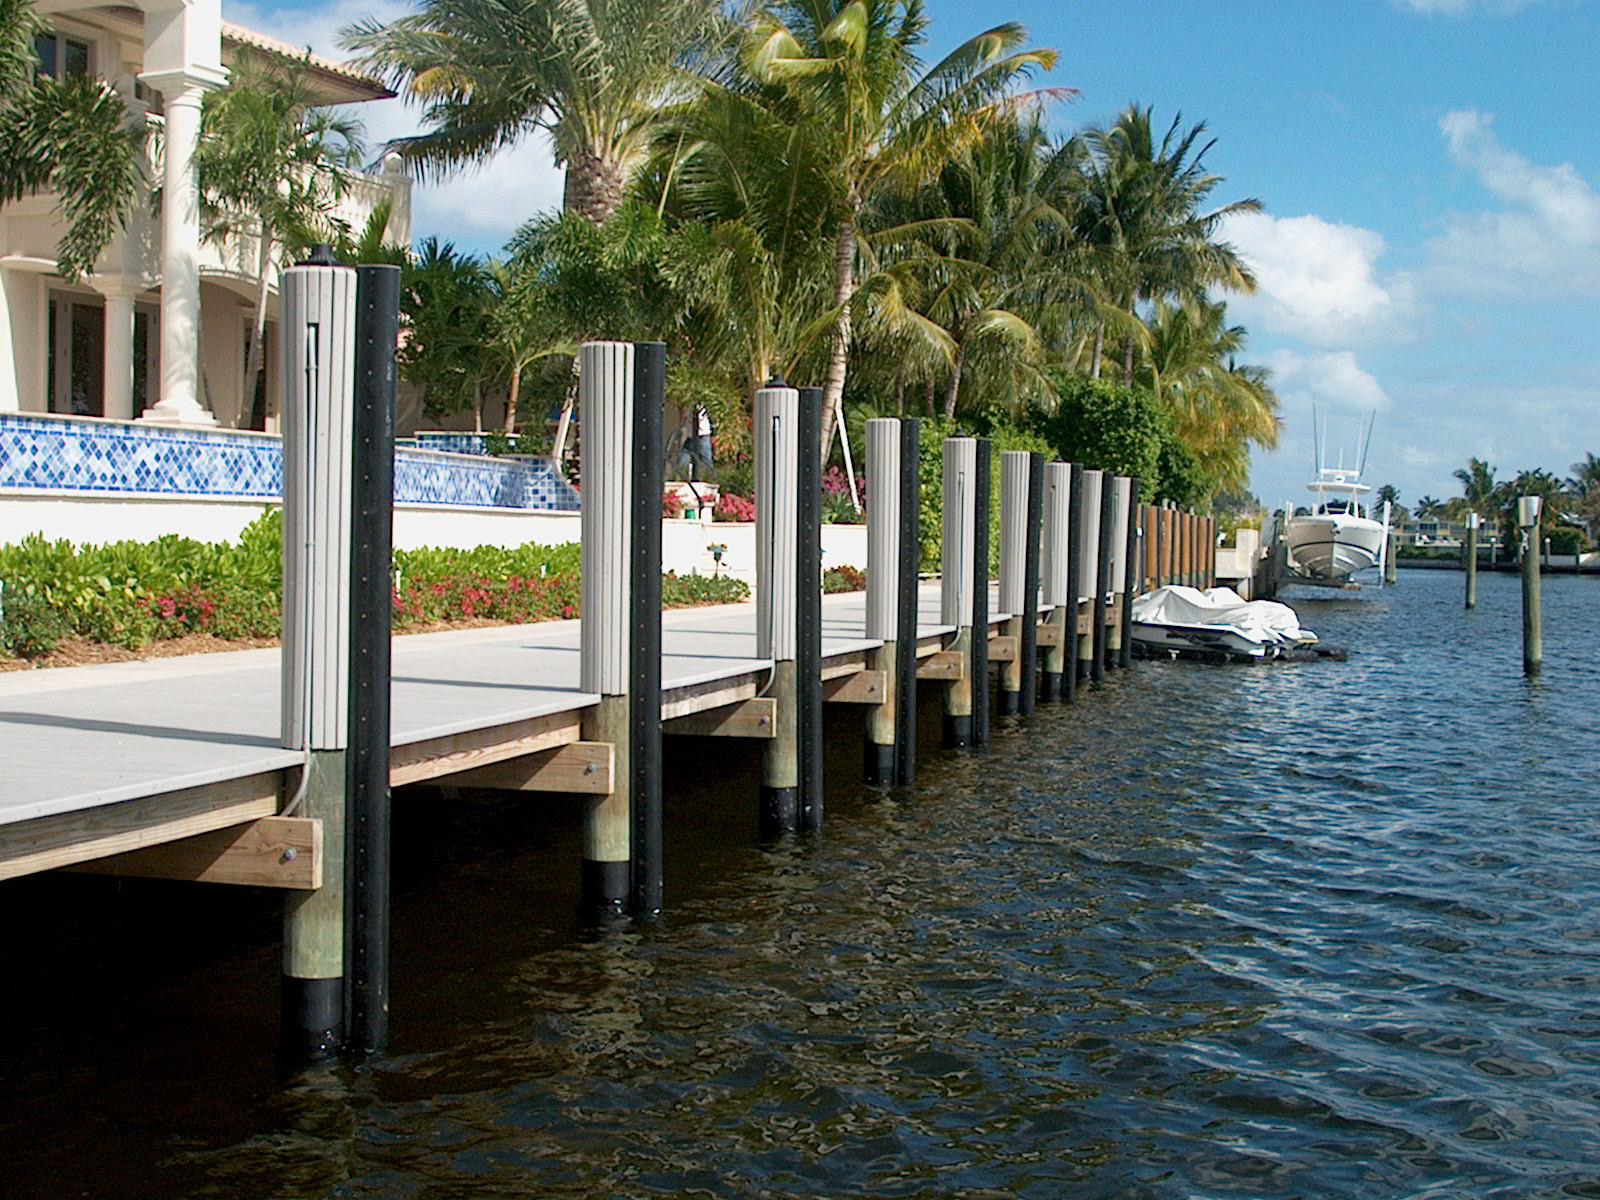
[998,451,1029,716]
[629,343,666,914]
[1040,462,1072,702]
[865,419,902,784]
[578,342,637,913]
[1520,496,1543,676]
[344,264,400,1056]
[1119,479,1142,670]
[893,419,921,785]
[1465,512,1480,609]
[971,439,993,745]
[1019,452,1044,716]
[1105,476,1131,670]
[940,437,978,748]
[279,255,358,1060]
[1076,469,1103,684]
[796,388,824,831]
[1092,475,1114,683]
[755,381,801,834]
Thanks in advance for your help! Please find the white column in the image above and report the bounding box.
[754,383,799,662]
[140,72,221,426]
[940,437,978,626]
[578,341,635,696]
[998,450,1030,617]
[1041,462,1072,607]
[99,285,139,421]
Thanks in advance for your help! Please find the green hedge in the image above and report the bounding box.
[0,512,749,660]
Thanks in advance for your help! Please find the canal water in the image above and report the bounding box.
[5,567,1599,1198]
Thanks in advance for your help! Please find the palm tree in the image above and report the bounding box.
[743,0,1061,452]
[1453,457,1497,517]
[1140,297,1279,494]
[195,49,364,428]
[1568,452,1600,542]
[343,0,727,225]
[1070,105,1260,384]
[0,0,146,280]
[1413,494,1443,521]
[400,238,496,428]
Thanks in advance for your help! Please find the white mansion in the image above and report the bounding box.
[0,0,410,429]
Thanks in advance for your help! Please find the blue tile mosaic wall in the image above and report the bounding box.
[0,413,580,513]
[413,432,490,457]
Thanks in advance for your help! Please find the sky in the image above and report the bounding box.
[224,0,1600,509]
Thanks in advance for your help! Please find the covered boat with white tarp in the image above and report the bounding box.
[1131,586,1319,661]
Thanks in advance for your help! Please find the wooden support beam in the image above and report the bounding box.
[1076,609,1092,636]
[660,675,759,721]
[1036,622,1062,648]
[390,709,584,787]
[0,773,281,882]
[820,651,869,681]
[665,697,777,739]
[824,669,886,704]
[988,635,1018,662]
[1104,608,1118,626]
[68,816,321,889]
[916,649,964,681]
[452,741,615,795]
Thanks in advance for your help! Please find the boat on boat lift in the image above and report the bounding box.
[1282,413,1389,585]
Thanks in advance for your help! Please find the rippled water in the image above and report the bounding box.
[6,567,1600,1198]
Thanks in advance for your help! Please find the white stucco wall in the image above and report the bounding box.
[0,493,872,580]
[0,269,43,415]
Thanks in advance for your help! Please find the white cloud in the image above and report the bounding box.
[1393,0,1543,13]
[1219,211,1416,347]
[223,0,565,248]
[1266,349,1392,414]
[1423,110,1600,301]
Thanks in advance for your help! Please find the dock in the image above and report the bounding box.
[0,303,1217,1061]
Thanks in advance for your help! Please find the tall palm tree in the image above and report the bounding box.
[1413,495,1443,521]
[0,0,146,280]
[343,0,728,225]
[743,0,1062,452]
[1071,105,1260,384]
[1140,297,1280,494]
[195,49,364,428]
[1454,457,1497,517]
[400,238,496,428]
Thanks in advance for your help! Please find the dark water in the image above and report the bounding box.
[6,567,1600,1198]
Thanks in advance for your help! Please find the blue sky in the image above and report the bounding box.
[227,0,1600,508]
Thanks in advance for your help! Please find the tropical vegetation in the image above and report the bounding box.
[0,512,749,663]
[343,0,1281,512]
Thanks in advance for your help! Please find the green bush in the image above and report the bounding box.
[1546,525,1589,555]
[0,587,73,659]
[824,565,865,593]
[1026,373,1165,491]
[0,511,751,656]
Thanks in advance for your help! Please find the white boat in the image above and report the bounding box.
[1284,468,1387,581]
[1131,586,1319,662]
[1282,413,1388,584]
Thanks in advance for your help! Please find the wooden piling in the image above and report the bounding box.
[1040,462,1071,702]
[279,257,357,1060]
[1119,479,1141,669]
[1064,465,1084,702]
[1076,469,1102,683]
[578,341,636,911]
[893,419,921,785]
[940,437,977,747]
[1092,476,1114,682]
[864,418,902,784]
[1105,476,1131,670]
[1465,512,1480,609]
[998,451,1029,716]
[1385,529,1399,586]
[1020,452,1043,715]
[797,389,824,830]
[755,382,800,833]
[1520,498,1543,676]
[971,440,993,745]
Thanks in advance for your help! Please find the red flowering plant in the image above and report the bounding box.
[714,492,757,523]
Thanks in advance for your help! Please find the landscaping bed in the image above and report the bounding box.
[0,512,749,669]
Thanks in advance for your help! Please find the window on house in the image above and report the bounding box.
[34,32,93,80]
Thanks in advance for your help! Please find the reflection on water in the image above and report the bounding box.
[6,568,1600,1197]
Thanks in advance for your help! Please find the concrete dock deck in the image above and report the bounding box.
[0,585,1023,879]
